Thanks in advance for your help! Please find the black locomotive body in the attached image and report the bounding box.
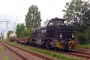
[29,18,79,50]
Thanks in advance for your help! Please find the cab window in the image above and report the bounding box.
[48,22,53,26]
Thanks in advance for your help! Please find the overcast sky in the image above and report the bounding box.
[0,0,89,34]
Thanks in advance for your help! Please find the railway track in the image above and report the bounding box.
[61,51,90,59]
[26,44,90,60]
[51,48,90,60]
[1,41,90,60]
[50,48,90,59]
[0,41,53,60]
[23,43,90,60]
[0,42,28,60]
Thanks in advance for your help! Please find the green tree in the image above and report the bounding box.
[63,0,88,24]
[63,0,90,44]
[75,24,90,44]
[83,9,90,25]
[7,30,12,38]
[16,23,25,38]
[25,5,42,29]
[22,28,33,38]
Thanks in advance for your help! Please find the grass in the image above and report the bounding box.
[0,46,4,53]
[78,44,90,50]
[0,39,83,60]
[4,57,9,60]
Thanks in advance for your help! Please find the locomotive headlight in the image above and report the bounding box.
[60,33,62,37]
[72,33,74,37]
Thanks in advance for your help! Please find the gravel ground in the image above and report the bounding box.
[3,43,45,60]
[0,43,22,60]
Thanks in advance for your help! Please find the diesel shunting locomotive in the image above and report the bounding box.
[29,17,79,50]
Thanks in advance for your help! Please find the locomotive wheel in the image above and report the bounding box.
[46,44,51,49]
[45,42,51,49]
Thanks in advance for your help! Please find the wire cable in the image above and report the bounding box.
[7,0,24,20]
[41,1,60,13]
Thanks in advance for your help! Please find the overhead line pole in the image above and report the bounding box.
[0,20,10,38]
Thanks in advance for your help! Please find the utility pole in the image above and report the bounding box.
[13,16,17,33]
[13,22,16,32]
[0,20,10,39]
[3,29,4,38]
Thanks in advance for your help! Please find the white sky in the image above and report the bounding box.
[0,0,89,33]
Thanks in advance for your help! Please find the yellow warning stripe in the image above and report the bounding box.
[56,40,79,49]
[56,41,64,49]
[73,44,79,48]
[68,41,79,49]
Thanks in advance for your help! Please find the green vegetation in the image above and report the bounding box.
[1,40,83,60]
[63,0,90,44]
[25,5,42,29]
[63,0,88,23]
[4,57,9,60]
[16,23,25,38]
[16,23,33,38]
[0,46,3,53]
[15,5,42,38]
[7,30,12,38]
[79,44,90,49]
[21,28,33,38]
[75,24,90,44]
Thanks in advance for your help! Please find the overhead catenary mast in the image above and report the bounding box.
[0,20,10,39]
